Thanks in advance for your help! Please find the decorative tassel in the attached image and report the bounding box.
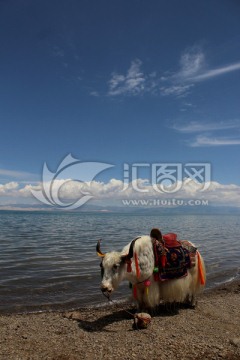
[197,251,205,285]
[133,285,138,300]
[126,260,132,272]
[134,252,140,278]
[144,279,151,287]
[144,280,151,298]
[161,254,167,267]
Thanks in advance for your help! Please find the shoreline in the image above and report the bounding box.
[0,280,239,360]
[0,275,240,316]
[1,275,239,317]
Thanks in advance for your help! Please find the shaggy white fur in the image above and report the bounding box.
[100,235,206,309]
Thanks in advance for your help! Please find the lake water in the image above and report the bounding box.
[0,210,239,314]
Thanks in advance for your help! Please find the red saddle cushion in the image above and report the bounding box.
[163,233,182,248]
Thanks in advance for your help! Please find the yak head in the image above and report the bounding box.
[96,238,138,294]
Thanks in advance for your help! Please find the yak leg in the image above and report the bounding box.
[184,294,197,309]
[164,301,179,315]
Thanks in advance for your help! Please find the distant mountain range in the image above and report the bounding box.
[0,203,240,215]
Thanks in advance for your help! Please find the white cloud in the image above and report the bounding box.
[160,84,194,97]
[1,178,240,207]
[0,168,34,179]
[107,58,193,98]
[89,91,100,97]
[175,47,240,83]
[189,135,240,147]
[108,59,146,96]
[104,46,240,98]
[178,47,206,79]
[19,183,41,196]
[160,46,240,97]
[171,119,240,147]
[190,62,240,82]
[172,120,240,133]
[0,182,19,194]
[158,47,204,97]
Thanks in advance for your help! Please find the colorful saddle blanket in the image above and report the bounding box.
[153,233,197,281]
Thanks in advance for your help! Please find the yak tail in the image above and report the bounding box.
[197,251,206,285]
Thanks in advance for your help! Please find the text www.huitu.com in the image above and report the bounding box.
[122,199,209,206]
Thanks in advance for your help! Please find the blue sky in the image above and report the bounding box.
[0,0,240,208]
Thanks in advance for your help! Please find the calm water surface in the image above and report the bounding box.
[0,211,239,313]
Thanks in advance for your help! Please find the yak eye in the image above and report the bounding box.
[113,264,119,270]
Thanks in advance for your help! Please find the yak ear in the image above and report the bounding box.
[96,240,106,257]
[121,237,140,262]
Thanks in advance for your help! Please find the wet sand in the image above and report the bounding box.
[0,280,239,360]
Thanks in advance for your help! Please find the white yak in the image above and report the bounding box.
[97,235,206,309]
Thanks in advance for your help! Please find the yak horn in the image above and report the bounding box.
[96,240,106,257]
[121,237,140,260]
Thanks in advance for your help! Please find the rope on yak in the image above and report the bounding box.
[101,291,151,330]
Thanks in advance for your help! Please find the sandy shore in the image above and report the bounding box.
[0,280,240,360]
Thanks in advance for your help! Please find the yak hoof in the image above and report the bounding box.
[184,295,198,309]
[164,302,179,315]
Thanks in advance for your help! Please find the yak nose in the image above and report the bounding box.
[101,285,112,293]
